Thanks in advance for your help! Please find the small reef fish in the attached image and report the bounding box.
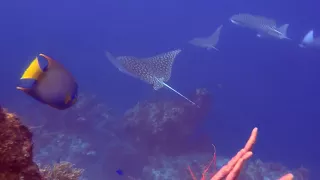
[300,30,320,48]
[116,169,123,175]
[17,54,78,110]
[189,25,223,51]
[230,13,290,40]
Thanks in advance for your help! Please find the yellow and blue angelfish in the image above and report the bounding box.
[17,54,78,110]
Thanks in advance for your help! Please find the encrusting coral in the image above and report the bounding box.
[39,161,84,180]
[0,106,84,180]
[0,106,42,180]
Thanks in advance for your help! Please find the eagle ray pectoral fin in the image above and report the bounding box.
[302,30,315,45]
[278,24,289,35]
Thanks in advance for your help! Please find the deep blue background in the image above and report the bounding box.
[0,0,319,178]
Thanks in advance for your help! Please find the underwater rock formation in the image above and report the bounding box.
[9,93,116,179]
[0,106,84,180]
[34,132,97,166]
[141,126,306,180]
[6,90,309,179]
[244,160,308,180]
[141,153,308,180]
[102,88,213,179]
[12,92,115,135]
[123,88,212,156]
[61,93,116,135]
[40,161,84,180]
[141,154,308,180]
[0,106,42,180]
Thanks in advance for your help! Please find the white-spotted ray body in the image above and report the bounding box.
[230,13,290,40]
[106,49,199,107]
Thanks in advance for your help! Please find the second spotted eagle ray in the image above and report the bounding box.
[189,25,223,50]
[230,13,290,40]
[300,30,320,49]
[106,49,198,106]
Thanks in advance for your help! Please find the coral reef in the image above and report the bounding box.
[198,127,259,180]
[141,127,259,180]
[0,106,42,180]
[141,128,307,180]
[101,88,213,179]
[7,90,310,179]
[243,160,308,180]
[30,93,114,178]
[39,161,84,180]
[142,153,305,180]
[9,92,115,179]
[123,88,212,156]
[0,106,84,180]
[34,132,96,166]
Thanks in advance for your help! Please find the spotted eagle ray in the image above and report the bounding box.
[189,25,223,50]
[300,30,320,49]
[230,13,290,40]
[106,49,198,106]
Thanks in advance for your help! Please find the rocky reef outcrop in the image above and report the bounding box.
[140,152,309,180]
[103,88,213,179]
[0,106,42,180]
[122,88,212,155]
[10,88,310,180]
[0,106,84,180]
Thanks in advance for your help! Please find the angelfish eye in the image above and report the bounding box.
[71,93,78,103]
[72,98,77,104]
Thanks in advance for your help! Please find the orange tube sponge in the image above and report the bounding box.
[188,128,294,180]
[211,127,258,180]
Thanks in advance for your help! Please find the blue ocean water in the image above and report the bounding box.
[0,0,319,179]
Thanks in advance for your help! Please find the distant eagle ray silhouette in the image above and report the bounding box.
[230,13,290,40]
[300,30,320,48]
[189,25,223,51]
[106,49,198,107]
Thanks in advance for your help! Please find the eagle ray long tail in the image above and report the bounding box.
[155,78,199,107]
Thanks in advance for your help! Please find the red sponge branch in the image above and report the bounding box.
[188,128,294,180]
